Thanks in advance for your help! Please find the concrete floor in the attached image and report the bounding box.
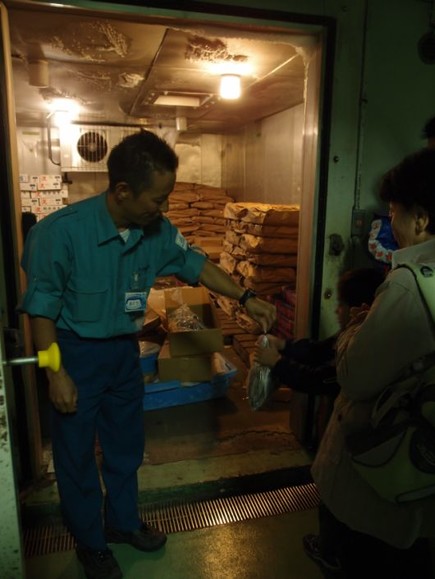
[25,509,324,579]
[22,344,321,578]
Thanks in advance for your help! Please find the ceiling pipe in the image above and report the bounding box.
[46,115,61,166]
[28,59,49,88]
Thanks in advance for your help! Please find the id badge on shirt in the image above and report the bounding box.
[124,291,148,313]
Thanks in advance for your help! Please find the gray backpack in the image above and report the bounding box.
[347,262,435,503]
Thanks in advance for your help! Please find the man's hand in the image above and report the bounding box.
[245,297,277,333]
[197,260,277,332]
[48,368,78,413]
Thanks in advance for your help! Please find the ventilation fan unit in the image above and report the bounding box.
[60,125,137,172]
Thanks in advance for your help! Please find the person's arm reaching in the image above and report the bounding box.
[198,259,277,332]
[30,316,77,414]
[254,334,339,396]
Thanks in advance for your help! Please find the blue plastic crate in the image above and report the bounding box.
[143,357,237,411]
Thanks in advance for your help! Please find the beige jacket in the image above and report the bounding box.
[311,239,435,548]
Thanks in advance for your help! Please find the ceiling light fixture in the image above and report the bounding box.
[47,98,80,127]
[219,74,241,100]
[176,115,187,131]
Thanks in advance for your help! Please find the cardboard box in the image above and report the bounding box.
[157,342,213,382]
[164,286,223,356]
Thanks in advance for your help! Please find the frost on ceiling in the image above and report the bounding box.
[117,73,144,89]
[185,35,247,64]
[50,20,130,62]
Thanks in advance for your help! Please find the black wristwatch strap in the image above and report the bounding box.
[238,289,257,306]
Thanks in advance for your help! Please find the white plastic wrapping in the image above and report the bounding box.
[247,335,279,410]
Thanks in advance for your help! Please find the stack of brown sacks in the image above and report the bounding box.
[167,182,234,261]
[218,202,299,333]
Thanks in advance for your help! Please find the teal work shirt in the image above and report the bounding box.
[20,192,207,338]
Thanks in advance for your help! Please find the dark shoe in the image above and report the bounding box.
[76,546,123,579]
[106,522,167,552]
[303,534,341,574]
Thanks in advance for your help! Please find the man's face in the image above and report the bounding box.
[120,169,175,228]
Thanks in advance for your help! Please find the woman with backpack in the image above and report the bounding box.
[308,148,435,579]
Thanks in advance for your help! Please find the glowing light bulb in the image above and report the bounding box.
[219,74,241,100]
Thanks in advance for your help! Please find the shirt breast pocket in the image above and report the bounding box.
[66,278,108,322]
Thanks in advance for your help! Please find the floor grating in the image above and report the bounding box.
[24,482,320,557]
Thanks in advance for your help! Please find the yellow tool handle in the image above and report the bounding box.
[37,342,61,372]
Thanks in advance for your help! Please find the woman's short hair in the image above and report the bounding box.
[379,148,435,233]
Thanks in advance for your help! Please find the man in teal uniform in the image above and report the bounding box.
[20,130,276,579]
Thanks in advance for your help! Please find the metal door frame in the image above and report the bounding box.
[0,2,334,575]
[0,2,34,575]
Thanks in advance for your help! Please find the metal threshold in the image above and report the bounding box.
[24,482,319,557]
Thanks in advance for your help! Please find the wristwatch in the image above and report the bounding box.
[238,288,257,306]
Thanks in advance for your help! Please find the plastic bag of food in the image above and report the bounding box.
[246,335,279,410]
[167,303,206,332]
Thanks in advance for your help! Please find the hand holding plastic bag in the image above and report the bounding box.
[254,333,284,367]
[247,335,279,410]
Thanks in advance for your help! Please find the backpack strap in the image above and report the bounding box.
[394,261,435,373]
[370,262,435,428]
[395,262,435,322]
[390,263,435,438]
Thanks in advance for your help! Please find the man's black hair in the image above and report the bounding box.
[107,129,179,196]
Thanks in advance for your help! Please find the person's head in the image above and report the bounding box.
[379,148,435,249]
[106,129,179,229]
[422,116,435,149]
[336,267,385,330]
